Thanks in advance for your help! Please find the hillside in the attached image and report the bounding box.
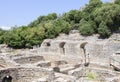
[0,0,120,48]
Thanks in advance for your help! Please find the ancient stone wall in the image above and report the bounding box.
[40,40,86,58]
[85,42,120,63]
[0,67,54,82]
[0,68,18,82]
[0,57,7,68]
[17,67,54,82]
[13,56,45,64]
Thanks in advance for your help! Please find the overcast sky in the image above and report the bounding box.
[0,0,110,30]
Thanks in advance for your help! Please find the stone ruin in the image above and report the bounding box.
[0,30,120,82]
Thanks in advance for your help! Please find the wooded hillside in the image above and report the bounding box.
[0,0,120,48]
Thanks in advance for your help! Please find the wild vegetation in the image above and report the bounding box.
[0,0,120,48]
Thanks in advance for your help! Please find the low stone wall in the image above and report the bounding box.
[0,57,7,68]
[0,56,17,68]
[17,67,54,82]
[68,67,120,82]
[85,67,120,82]
[68,67,86,79]
[0,67,54,82]
[42,54,82,65]
[13,56,45,64]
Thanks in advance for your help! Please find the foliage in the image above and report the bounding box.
[84,0,102,13]
[93,4,120,31]
[61,10,82,24]
[0,29,6,44]
[79,19,95,35]
[98,21,111,38]
[1,0,120,48]
[28,13,57,27]
[115,0,120,5]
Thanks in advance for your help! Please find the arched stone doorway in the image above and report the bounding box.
[53,67,60,72]
[59,42,66,54]
[2,76,12,82]
[80,42,90,66]
[46,42,51,47]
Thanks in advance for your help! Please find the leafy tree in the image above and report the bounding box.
[115,0,120,5]
[28,13,57,27]
[98,21,111,38]
[83,0,102,20]
[61,10,82,24]
[44,19,71,39]
[79,19,94,35]
[0,29,6,44]
[93,4,120,31]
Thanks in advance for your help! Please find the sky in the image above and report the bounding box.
[0,0,110,30]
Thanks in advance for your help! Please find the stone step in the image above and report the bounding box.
[54,73,76,82]
[105,76,120,82]
[89,62,112,70]
[68,67,85,79]
[32,75,51,82]
[32,77,47,82]
[76,77,97,82]
[60,66,75,74]
[34,61,51,68]
[54,77,71,82]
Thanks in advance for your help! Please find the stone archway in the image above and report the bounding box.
[2,75,12,82]
[53,67,60,72]
[80,42,89,66]
[59,42,66,54]
[46,42,51,47]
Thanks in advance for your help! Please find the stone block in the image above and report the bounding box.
[68,67,85,79]
[36,61,51,67]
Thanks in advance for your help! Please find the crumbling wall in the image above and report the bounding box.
[13,56,45,64]
[0,68,18,82]
[0,57,7,68]
[40,40,84,58]
[0,67,55,82]
[17,67,54,82]
[85,42,120,63]
[37,32,120,64]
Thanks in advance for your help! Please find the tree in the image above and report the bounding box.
[53,19,71,34]
[79,19,95,35]
[28,13,57,27]
[0,29,6,44]
[82,0,103,26]
[93,4,120,31]
[61,10,82,24]
[98,21,111,38]
[115,0,120,5]
[83,0,102,14]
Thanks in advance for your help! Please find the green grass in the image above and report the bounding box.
[87,72,98,81]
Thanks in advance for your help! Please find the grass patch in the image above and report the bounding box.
[87,72,98,81]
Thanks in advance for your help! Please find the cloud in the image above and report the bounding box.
[0,26,11,30]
